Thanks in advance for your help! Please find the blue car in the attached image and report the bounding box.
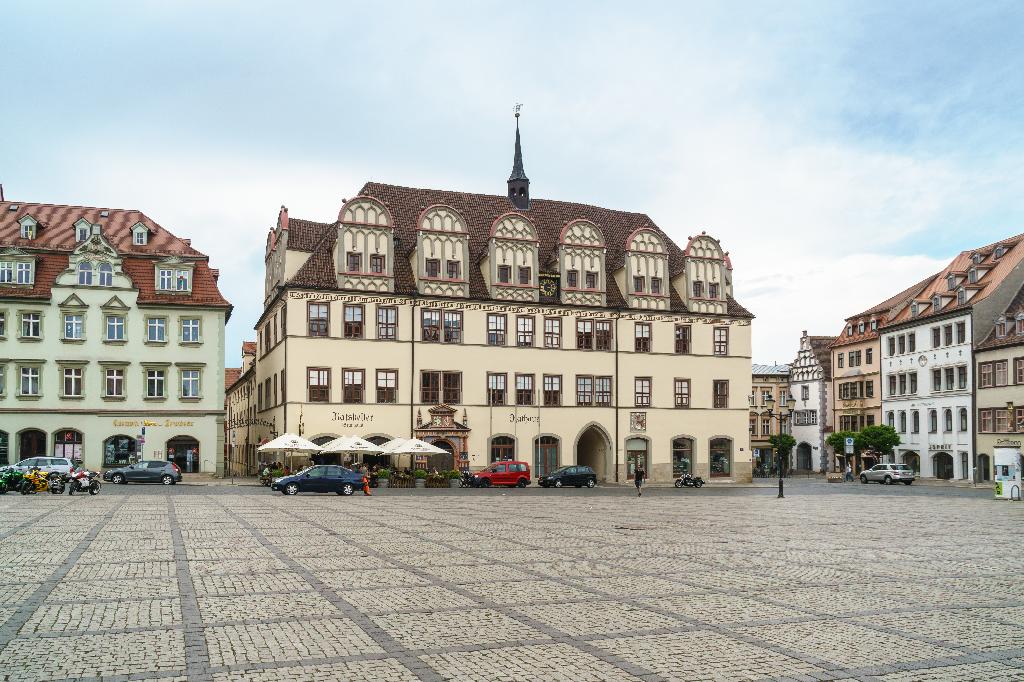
[270,465,364,496]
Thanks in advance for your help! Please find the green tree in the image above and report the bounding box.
[826,430,859,454]
[769,433,797,460]
[856,425,900,456]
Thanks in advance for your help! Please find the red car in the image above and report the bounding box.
[471,461,531,488]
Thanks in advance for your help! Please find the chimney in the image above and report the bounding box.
[0,184,4,202]
[211,268,220,282]
[182,238,191,246]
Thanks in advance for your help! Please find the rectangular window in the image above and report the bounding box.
[865,380,874,398]
[713,327,729,356]
[64,313,83,340]
[566,270,579,288]
[979,409,993,433]
[544,317,561,348]
[62,367,83,397]
[956,322,966,344]
[516,316,534,347]
[933,368,943,391]
[908,334,916,352]
[543,375,561,406]
[105,368,124,397]
[346,252,361,272]
[1016,358,1024,384]
[674,378,690,408]
[487,314,506,345]
[442,311,462,343]
[576,319,594,349]
[308,303,329,337]
[634,377,651,407]
[995,360,1009,386]
[838,353,844,368]
[958,366,967,389]
[898,374,906,395]
[497,265,511,284]
[369,254,385,274]
[181,318,200,343]
[0,262,11,283]
[420,371,440,403]
[595,376,612,406]
[20,366,39,396]
[866,348,873,364]
[442,372,461,404]
[898,335,906,355]
[576,375,593,406]
[945,367,955,391]
[887,337,895,356]
[425,258,440,278]
[146,369,165,398]
[147,317,166,342]
[377,306,397,340]
[944,324,953,346]
[515,374,534,405]
[996,409,1010,433]
[307,368,329,402]
[909,372,918,394]
[16,262,32,284]
[693,281,703,298]
[343,369,364,403]
[633,276,645,293]
[708,282,719,299]
[979,362,994,388]
[595,320,612,350]
[105,315,124,341]
[376,370,397,403]
[518,266,531,285]
[446,259,460,279]
[487,373,507,405]
[0,312,5,337]
[343,305,363,339]
[158,268,173,290]
[421,309,441,342]
[713,380,729,408]
[650,277,662,295]
[932,327,941,348]
[585,271,598,289]
[675,325,691,354]
[181,369,200,398]
[634,322,651,353]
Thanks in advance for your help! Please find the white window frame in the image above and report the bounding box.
[62,367,84,397]
[147,317,167,343]
[19,366,40,396]
[105,315,125,341]
[16,262,33,285]
[0,262,12,283]
[180,318,201,343]
[158,269,174,290]
[180,369,201,399]
[104,368,125,398]
[63,313,84,340]
[20,312,41,339]
[146,369,166,399]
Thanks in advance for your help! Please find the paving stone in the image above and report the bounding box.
[210,658,420,681]
[372,607,549,649]
[514,600,681,636]
[0,629,185,680]
[205,617,384,666]
[422,642,644,681]
[20,598,182,634]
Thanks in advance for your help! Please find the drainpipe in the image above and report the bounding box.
[411,290,417,437]
[614,311,620,483]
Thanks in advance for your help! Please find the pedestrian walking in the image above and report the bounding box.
[634,466,646,497]
[844,463,852,482]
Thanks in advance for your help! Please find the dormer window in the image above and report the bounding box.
[19,218,36,240]
[445,260,460,279]
[932,295,941,310]
[911,303,919,317]
[870,320,878,331]
[857,322,865,334]
[77,224,90,243]
[585,271,598,289]
[99,263,113,287]
[157,267,192,292]
[996,317,1007,337]
[0,262,11,283]
[133,230,146,245]
[995,246,1007,259]
[947,274,956,290]
[425,258,440,278]
[1016,315,1024,335]
[969,268,978,284]
[159,268,173,290]
[176,270,190,291]
[370,255,385,274]
[78,261,93,285]
[566,270,578,288]
[346,252,361,273]
[497,265,511,284]
[846,324,853,337]
[972,253,983,265]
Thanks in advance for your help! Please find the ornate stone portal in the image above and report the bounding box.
[413,404,471,471]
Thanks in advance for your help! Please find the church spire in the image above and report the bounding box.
[507,105,530,210]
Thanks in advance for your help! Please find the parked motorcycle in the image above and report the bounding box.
[674,473,706,489]
[67,468,101,495]
[20,467,51,495]
[0,468,25,494]
[49,473,67,494]
[459,472,473,488]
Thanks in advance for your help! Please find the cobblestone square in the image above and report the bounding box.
[1,484,1023,681]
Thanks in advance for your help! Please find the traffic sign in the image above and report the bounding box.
[844,437,854,454]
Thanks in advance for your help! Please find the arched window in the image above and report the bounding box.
[103,435,137,467]
[53,429,83,461]
[672,438,693,476]
[959,408,968,432]
[490,436,515,462]
[887,412,895,428]
[98,263,113,286]
[929,410,938,433]
[912,411,920,433]
[710,438,732,477]
[944,409,953,432]
[898,411,906,433]
[78,261,93,285]
[534,436,558,477]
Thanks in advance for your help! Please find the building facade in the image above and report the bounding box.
[247,125,755,482]
[749,364,789,474]
[225,341,259,475]
[882,234,1024,479]
[974,283,1024,482]
[0,201,230,473]
[789,332,835,472]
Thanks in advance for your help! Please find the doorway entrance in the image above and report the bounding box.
[902,452,920,474]
[18,429,46,459]
[167,437,200,473]
[625,437,648,480]
[534,436,559,478]
[932,452,953,480]
[796,443,813,471]
[426,439,455,471]
[53,429,83,461]
[0,431,8,467]
[576,425,609,481]
[104,435,137,467]
[310,435,339,465]
[672,438,693,476]
[978,453,991,481]
[710,438,732,477]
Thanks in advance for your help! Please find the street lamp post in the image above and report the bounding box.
[762,394,792,499]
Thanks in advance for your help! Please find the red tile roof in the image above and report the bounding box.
[0,200,230,313]
[225,368,242,390]
[242,341,257,355]
[977,280,1024,351]
[285,182,752,317]
[831,272,940,348]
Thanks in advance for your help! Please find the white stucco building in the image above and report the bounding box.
[789,331,835,472]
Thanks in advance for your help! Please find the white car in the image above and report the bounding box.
[8,457,75,476]
[860,463,915,485]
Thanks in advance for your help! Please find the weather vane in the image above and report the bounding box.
[514,103,523,118]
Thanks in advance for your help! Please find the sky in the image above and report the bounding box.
[3,0,1024,367]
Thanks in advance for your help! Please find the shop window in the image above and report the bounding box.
[534,436,559,478]
[672,437,693,476]
[103,435,137,467]
[710,438,732,477]
[490,436,515,462]
[53,430,82,461]
[626,437,648,480]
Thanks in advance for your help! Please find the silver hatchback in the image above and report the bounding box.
[861,463,915,485]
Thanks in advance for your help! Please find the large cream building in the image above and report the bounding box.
[0,200,231,473]
[236,124,755,482]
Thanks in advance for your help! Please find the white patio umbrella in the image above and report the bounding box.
[257,433,321,469]
[319,435,383,465]
[380,437,447,470]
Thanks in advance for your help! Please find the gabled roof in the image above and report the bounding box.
[752,364,790,376]
[808,336,837,381]
[977,280,1024,351]
[285,182,753,318]
[225,368,242,390]
[832,271,940,348]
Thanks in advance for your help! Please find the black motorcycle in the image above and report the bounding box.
[459,472,473,488]
[674,473,705,488]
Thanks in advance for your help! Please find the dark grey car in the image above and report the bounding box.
[103,460,182,485]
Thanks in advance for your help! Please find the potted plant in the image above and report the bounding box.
[376,468,390,489]
[413,469,428,488]
[447,469,462,488]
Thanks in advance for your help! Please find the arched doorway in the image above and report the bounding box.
[18,429,46,459]
[103,435,137,467]
[427,439,455,471]
[534,436,559,478]
[576,425,610,481]
[959,452,969,480]
[625,437,648,480]
[363,435,393,468]
[672,437,693,477]
[902,452,920,474]
[311,435,338,465]
[0,430,8,466]
[710,437,732,477]
[796,443,813,471]
[53,429,83,461]
[932,452,954,480]
[167,436,200,473]
[978,453,991,481]
[490,436,515,462]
